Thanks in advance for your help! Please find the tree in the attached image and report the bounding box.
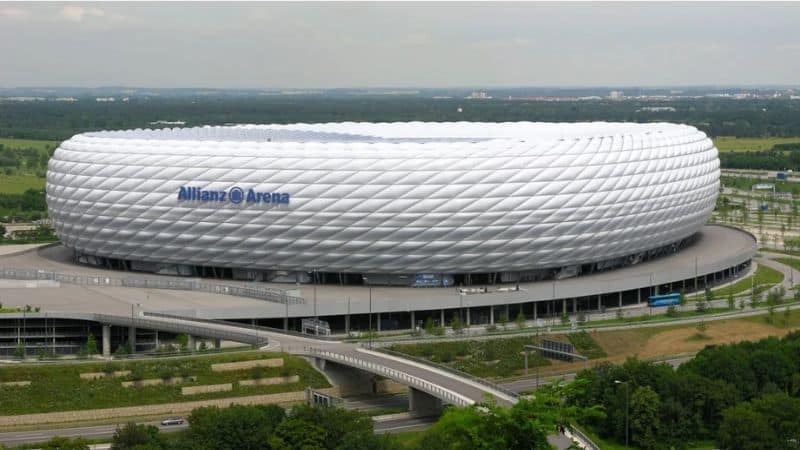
[629,386,661,450]
[12,343,24,359]
[696,320,708,336]
[450,315,464,335]
[111,422,162,449]
[515,310,526,329]
[717,404,781,450]
[41,436,90,450]
[424,317,435,335]
[85,333,98,355]
[415,400,551,450]
[176,333,189,351]
[695,298,708,314]
[186,404,286,450]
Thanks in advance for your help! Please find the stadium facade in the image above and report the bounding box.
[46,122,720,287]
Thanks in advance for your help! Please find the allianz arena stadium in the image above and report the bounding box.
[46,122,720,287]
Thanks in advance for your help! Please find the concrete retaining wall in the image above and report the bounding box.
[181,383,233,395]
[0,387,341,427]
[80,371,131,380]
[238,375,299,387]
[210,358,283,372]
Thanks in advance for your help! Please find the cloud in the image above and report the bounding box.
[0,8,29,20]
[59,6,105,22]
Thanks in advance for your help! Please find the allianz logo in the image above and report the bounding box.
[177,186,290,205]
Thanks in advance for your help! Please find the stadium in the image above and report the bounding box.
[46,122,721,287]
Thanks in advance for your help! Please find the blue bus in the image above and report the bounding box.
[648,293,681,307]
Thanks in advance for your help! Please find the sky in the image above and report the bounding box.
[0,2,798,89]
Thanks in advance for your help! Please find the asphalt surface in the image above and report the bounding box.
[0,395,416,446]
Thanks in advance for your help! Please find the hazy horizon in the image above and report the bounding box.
[1,2,798,89]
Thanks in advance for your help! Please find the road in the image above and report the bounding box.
[0,395,420,446]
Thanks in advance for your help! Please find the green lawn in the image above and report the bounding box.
[689,265,784,300]
[713,136,800,153]
[0,173,45,194]
[774,257,800,272]
[0,351,329,415]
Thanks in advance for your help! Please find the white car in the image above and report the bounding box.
[160,417,184,426]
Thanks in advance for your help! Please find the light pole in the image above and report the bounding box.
[615,380,629,448]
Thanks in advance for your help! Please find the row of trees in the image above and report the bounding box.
[24,391,576,450]
[568,331,800,449]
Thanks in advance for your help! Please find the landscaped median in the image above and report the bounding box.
[0,351,329,420]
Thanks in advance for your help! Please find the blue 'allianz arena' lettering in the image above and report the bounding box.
[177,186,290,205]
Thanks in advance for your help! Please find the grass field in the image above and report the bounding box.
[0,351,329,415]
[713,136,800,153]
[0,173,45,194]
[0,138,58,153]
[689,264,784,300]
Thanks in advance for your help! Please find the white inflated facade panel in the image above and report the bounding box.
[46,122,720,274]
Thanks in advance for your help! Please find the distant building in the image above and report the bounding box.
[608,91,624,100]
[466,91,491,99]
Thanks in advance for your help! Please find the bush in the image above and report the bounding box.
[666,305,679,317]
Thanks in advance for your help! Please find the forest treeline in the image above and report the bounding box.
[3,97,800,140]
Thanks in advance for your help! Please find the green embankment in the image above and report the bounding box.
[389,332,606,378]
[0,351,329,415]
[713,136,800,153]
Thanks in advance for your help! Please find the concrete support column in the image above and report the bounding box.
[572,298,577,313]
[440,310,445,327]
[637,288,641,304]
[409,311,415,330]
[213,338,221,350]
[619,291,623,307]
[102,324,111,358]
[284,316,289,331]
[128,326,136,353]
[562,298,567,314]
[154,330,159,349]
[376,313,381,332]
[465,307,471,326]
[533,302,538,320]
[187,334,196,351]
[504,304,509,322]
[490,306,495,324]
[408,387,442,416]
[345,314,351,334]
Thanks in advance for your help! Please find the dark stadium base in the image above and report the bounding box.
[68,234,698,288]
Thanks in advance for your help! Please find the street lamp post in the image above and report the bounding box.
[615,380,629,448]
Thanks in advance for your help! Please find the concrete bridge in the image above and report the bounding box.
[0,311,518,411]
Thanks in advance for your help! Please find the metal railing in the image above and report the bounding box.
[0,267,304,305]
[302,346,474,407]
[370,346,519,402]
[567,424,601,450]
[143,312,340,342]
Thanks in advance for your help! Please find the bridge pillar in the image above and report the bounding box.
[562,298,567,314]
[213,338,221,350]
[572,298,577,314]
[408,387,442,416]
[344,314,350,334]
[128,326,136,354]
[102,324,111,357]
[440,309,445,327]
[187,334,196,351]
[489,306,494,324]
[465,307,470,326]
[376,313,381,332]
[284,316,289,331]
[533,302,537,320]
[597,295,602,311]
[409,311,415,330]
[636,289,641,304]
